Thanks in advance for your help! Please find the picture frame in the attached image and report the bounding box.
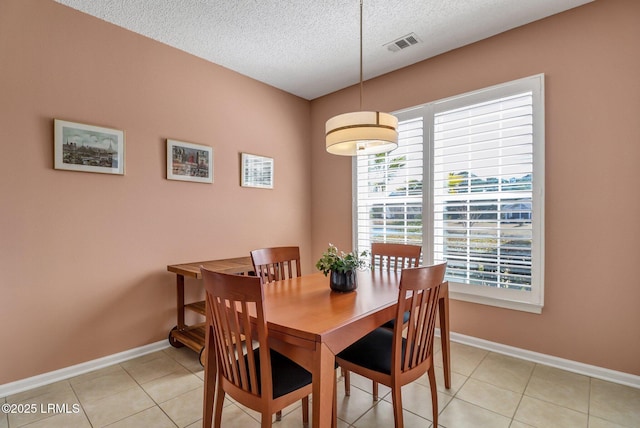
[167,139,213,183]
[241,152,274,189]
[54,119,125,175]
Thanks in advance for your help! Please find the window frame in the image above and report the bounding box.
[353,74,545,313]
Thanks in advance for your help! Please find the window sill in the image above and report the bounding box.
[449,285,543,314]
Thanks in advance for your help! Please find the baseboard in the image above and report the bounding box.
[439,330,640,389]
[0,341,170,398]
[2,333,638,399]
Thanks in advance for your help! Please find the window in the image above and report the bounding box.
[354,117,424,250]
[354,75,545,313]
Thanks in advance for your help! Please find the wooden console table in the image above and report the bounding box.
[166,257,254,363]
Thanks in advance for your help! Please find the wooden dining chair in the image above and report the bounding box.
[336,263,446,428]
[371,242,421,271]
[251,246,302,283]
[201,268,312,428]
[373,243,422,331]
[343,242,422,399]
[250,246,304,421]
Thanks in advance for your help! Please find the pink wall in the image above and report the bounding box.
[1,0,638,385]
[310,0,640,375]
[0,0,311,384]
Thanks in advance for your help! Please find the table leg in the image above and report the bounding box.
[177,274,185,329]
[438,281,451,389]
[312,342,335,428]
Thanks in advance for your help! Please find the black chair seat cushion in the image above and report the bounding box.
[381,310,411,329]
[337,328,407,375]
[248,348,312,398]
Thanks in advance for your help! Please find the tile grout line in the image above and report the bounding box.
[510,360,538,426]
[116,359,181,428]
[439,349,514,427]
[67,380,95,428]
[9,380,78,428]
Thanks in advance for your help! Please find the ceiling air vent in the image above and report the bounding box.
[385,33,421,52]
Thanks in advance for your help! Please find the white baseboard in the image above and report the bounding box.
[2,333,638,399]
[0,341,170,398]
[439,330,640,389]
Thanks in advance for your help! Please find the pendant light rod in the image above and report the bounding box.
[324,0,399,156]
[359,0,363,110]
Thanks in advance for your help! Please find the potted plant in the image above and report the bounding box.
[316,244,370,292]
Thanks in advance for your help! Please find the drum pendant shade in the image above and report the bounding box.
[325,0,398,156]
[326,111,398,156]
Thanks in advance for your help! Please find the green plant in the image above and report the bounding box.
[316,244,369,275]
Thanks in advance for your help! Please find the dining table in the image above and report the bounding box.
[167,257,451,428]
[260,269,450,428]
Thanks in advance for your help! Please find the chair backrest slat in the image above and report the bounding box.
[202,269,272,398]
[371,243,422,271]
[251,246,302,283]
[393,263,446,374]
[208,293,231,379]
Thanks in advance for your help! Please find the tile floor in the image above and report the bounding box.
[2,341,639,427]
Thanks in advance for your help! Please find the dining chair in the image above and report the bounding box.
[343,242,422,400]
[374,242,422,329]
[336,263,446,428]
[201,268,312,428]
[251,246,302,283]
[371,242,422,271]
[250,246,303,421]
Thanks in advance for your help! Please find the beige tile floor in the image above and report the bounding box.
[2,341,639,427]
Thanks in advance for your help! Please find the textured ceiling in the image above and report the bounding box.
[54,0,593,100]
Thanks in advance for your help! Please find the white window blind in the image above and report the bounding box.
[433,92,534,291]
[354,74,545,313]
[354,117,424,253]
[430,75,544,312]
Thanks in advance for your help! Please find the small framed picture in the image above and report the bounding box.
[241,153,274,189]
[54,119,125,175]
[167,139,213,183]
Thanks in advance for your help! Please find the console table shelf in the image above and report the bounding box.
[166,257,254,364]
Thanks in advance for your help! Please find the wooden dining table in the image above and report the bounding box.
[261,269,450,428]
[167,257,451,427]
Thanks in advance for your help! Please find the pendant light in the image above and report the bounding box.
[325,0,398,156]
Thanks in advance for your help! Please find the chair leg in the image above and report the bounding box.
[203,332,216,428]
[302,396,309,426]
[203,367,216,428]
[428,365,439,428]
[391,386,403,428]
[372,380,379,401]
[261,412,273,428]
[343,369,351,396]
[213,382,225,428]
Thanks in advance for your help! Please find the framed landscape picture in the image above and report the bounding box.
[54,119,125,175]
[167,139,213,183]
[241,152,274,189]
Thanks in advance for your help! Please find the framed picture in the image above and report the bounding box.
[54,119,125,175]
[167,139,213,183]
[241,153,274,189]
